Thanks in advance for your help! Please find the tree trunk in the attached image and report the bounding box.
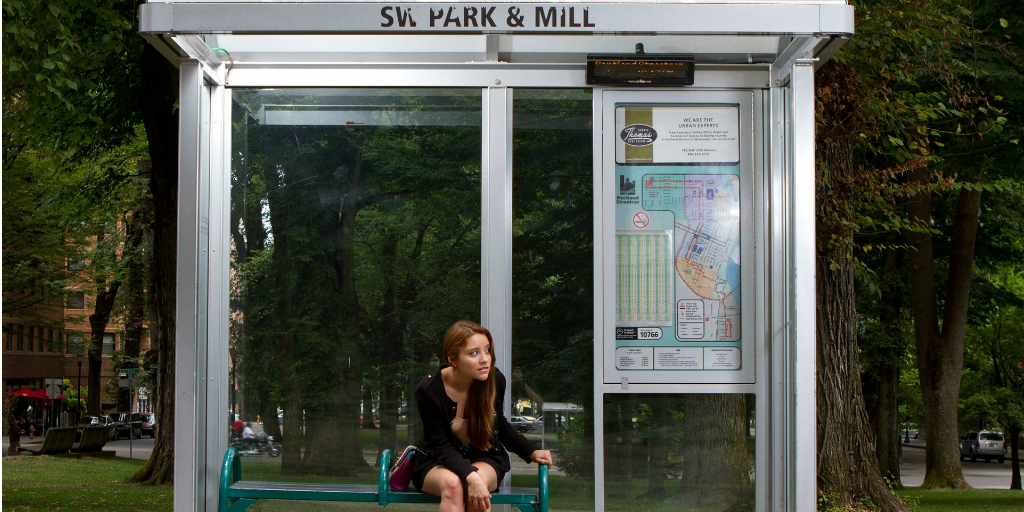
[118,205,148,413]
[679,395,752,510]
[362,386,376,429]
[316,156,369,472]
[645,395,668,497]
[814,62,909,511]
[875,248,904,485]
[907,162,981,489]
[606,398,634,486]
[376,224,422,463]
[1009,429,1021,490]
[87,274,120,414]
[128,43,178,486]
[264,153,302,474]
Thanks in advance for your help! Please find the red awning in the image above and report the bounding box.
[12,387,46,398]
[11,387,62,400]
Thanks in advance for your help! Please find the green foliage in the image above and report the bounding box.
[960,266,1024,434]
[2,148,90,322]
[553,413,591,479]
[2,0,142,162]
[510,91,594,402]
[61,378,88,414]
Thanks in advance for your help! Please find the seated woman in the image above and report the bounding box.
[411,320,552,512]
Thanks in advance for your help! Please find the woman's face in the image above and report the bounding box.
[452,333,491,381]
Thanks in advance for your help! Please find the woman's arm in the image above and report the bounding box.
[493,372,540,462]
[415,385,478,481]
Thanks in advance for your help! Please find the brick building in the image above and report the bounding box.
[3,284,150,427]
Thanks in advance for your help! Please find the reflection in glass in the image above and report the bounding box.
[512,90,595,509]
[230,89,481,479]
[604,394,755,512]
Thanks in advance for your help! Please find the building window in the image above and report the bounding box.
[67,293,86,310]
[16,324,24,351]
[27,327,35,352]
[68,332,85,355]
[67,256,86,271]
[4,324,11,351]
[102,333,115,354]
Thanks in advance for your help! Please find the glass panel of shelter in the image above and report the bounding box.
[228,88,483,482]
[226,86,756,512]
[511,89,595,503]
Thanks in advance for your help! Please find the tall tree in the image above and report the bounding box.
[815,60,909,511]
[816,1,1022,499]
[127,43,179,486]
[896,1,1020,488]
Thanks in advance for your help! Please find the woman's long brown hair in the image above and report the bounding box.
[443,320,497,451]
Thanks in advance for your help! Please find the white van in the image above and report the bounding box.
[959,431,1006,463]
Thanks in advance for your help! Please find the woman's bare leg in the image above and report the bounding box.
[421,466,465,512]
[465,462,499,512]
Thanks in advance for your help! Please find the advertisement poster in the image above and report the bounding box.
[613,105,742,372]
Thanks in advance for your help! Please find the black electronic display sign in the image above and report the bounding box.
[586,54,695,86]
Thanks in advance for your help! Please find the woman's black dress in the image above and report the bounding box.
[410,366,538,491]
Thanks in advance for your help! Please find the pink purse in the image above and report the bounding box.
[388,445,421,491]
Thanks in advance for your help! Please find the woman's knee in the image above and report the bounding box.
[439,473,464,502]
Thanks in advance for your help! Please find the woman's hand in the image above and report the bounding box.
[530,449,553,465]
[465,472,491,510]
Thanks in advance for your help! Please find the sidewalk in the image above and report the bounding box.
[4,431,153,460]
[3,433,46,456]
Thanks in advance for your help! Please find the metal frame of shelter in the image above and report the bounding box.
[139,2,852,510]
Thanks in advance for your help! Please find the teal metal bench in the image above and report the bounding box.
[219,447,549,512]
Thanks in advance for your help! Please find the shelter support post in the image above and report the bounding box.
[481,86,515,499]
[789,58,817,512]
[175,58,205,512]
[205,71,232,512]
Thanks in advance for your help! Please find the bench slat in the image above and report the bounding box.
[231,481,378,493]
[228,482,379,502]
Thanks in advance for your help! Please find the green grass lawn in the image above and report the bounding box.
[4,455,1021,512]
[2,456,173,512]
[896,488,1023,512]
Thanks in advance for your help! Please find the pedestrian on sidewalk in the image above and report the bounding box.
[8,416,24,455]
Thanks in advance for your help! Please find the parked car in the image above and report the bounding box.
[77,415,117,441]
[141,413,157,438]
[899,423,919,441]
[959,431,1006,463]
[109,412,144,440]
[510,416,537,433]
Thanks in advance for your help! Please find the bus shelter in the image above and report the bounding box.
[139,1,852,510]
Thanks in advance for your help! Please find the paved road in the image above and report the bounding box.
[3,434,155,460]
[900,438,1016,489]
